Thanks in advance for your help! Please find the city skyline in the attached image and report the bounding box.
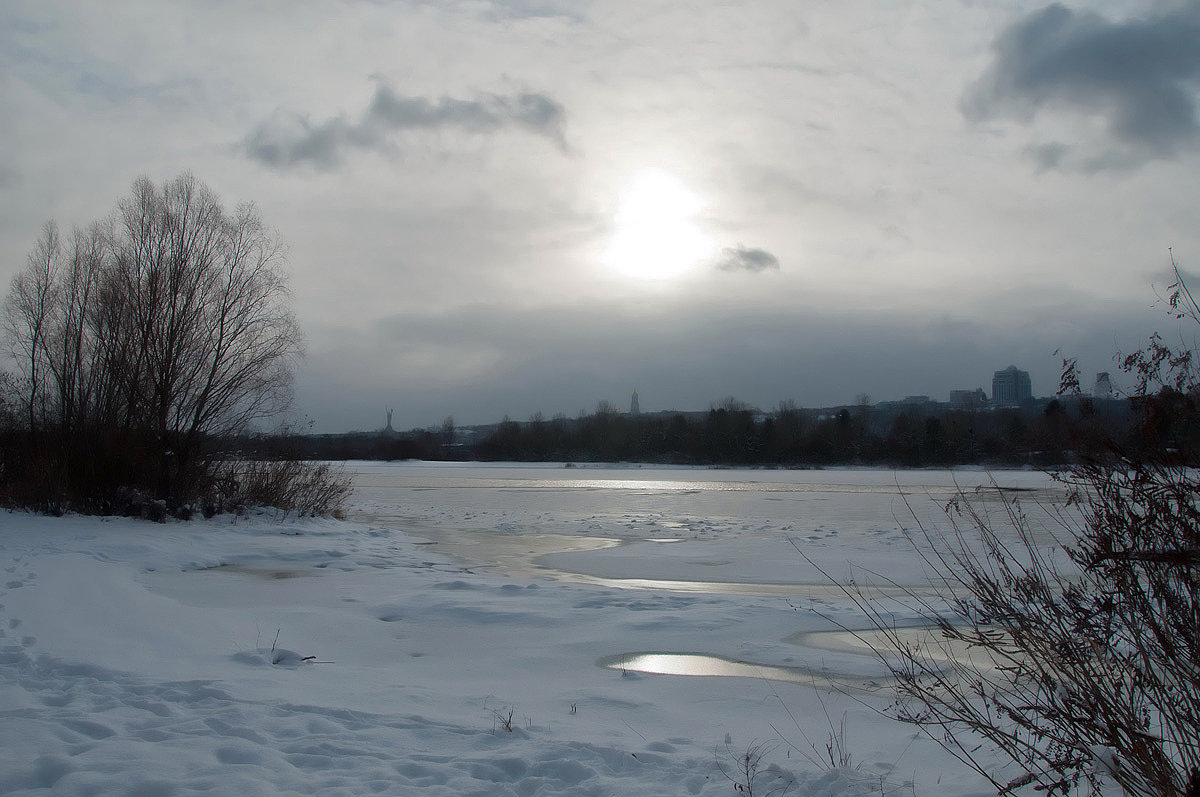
[375,362,1127,434]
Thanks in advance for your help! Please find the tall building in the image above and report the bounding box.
[1094,372,1112,398]
[992,366,1032,406]
[949,388,987,410]
[629,389,640,416]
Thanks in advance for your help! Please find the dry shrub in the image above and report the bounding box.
[832,475,1199,796]
[212,459,353,518]
[828,263,1200,795]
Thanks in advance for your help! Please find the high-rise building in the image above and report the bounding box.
[992,365,1032,406]
[1094,372,1112,399]
[949,388,987,410]
[630,389,640,416]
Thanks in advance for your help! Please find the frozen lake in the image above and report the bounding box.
[0,461,1071,794]
[349,461,1066,593]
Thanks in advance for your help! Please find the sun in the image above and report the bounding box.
[602,168,715,280]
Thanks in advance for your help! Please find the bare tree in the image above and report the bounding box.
[3,222,60,433]
[107,176,301,494]
[3,173,303,508]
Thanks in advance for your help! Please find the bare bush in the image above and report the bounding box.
[717,741,796,797]
[494,705,516,733]
[834,263,1200,795]
[212,459,352,518]
[833,482,1196,795]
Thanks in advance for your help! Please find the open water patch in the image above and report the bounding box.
[788,626,1004,676]
[597,652,886,691]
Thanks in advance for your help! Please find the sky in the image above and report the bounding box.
[2,0,1199,433]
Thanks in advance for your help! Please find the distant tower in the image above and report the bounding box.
[1094,372,1112,399]
[992,365,1032,406]
[382,407,397,438]
[630,389,640,416]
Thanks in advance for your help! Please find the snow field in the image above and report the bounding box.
[0,465,1050,795]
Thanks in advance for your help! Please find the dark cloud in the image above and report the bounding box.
[715,245,780,273]
[963,3,1200,169]
[245,82,567,169]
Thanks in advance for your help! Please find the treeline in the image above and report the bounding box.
[232,390,1200,468]
[472,398,1128,467]
[221,428,451,463]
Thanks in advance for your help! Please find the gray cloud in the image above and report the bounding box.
[354,1,587,23]
[460,0,589,23]
[245,82,567,169]
[963,3,1200,169]
[75,71,205,109]
[486,1,586,22]
[1,12,205,113]
[715,245,780,273]
[1025,140,1071,172]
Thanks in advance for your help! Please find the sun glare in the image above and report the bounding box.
[602,168,714,280]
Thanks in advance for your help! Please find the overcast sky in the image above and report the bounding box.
[3,0,1199,432]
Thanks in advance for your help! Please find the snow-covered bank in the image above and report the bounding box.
[0,466,1054,795]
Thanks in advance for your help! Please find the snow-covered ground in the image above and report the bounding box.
[0,463,1066,795]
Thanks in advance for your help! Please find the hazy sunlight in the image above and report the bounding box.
[602,168,714,280]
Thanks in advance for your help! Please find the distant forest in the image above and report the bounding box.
[230,391,1196,468]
